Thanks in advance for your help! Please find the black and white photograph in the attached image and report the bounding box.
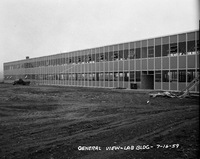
[0,0,199,158]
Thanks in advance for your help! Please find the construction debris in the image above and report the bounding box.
[13,78,30,85]
[150,75,199,99]
[149,91,177,98]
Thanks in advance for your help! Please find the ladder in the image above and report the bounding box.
[178,74,199,98]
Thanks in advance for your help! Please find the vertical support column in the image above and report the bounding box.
[177,34,180,91]
[153,38,156,90]
[103,46,105,88]
[195,31,198,92]
[161,38,163,90]
[128,42,130,89]
[122,43,124,88]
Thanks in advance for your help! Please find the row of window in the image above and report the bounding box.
[5,70,198,83]
[155,69,198,82]
[4,40,199,70]
[5,72,141,82]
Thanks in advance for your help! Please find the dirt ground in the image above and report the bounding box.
[0,83,199,159]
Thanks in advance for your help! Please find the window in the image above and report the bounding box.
[141,47,147,58]
[114,51,118,61]
[92,73,96,81]
[162,44,169,56]
[179,70,186,82]
[119,72,124,81]
[187,41,195,55]
[130,71,134,81]
[87,55,92,63]
[96,73,99,81]
[109,73,113,81]
[162,70,169,82]
[91,54,95,63]
[178,42,186,55]
[108,52,113,61]
[169,70,177,82]
[88,73,93,81]
[105,52,108,61]
[99,72,104,81]
[187,70,195,82]
[170,43,178,56]
[124,50,129,60]
[155,45,161,57]
[155,71,161,82]
[65,58,68,64]
[114,72,118,81]
[95,54,99,62]
[58,58,61,65]
[105,72,109,81]
[124,72,129,81]
[119,50,123,60]
[148,46,154,58]
[136,48,140,59]
[99,53,104,61]
[77,56,81,63]
[69,58,72,64]
[136,71,141,82]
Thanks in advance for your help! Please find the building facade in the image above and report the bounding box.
[3,30,199,92]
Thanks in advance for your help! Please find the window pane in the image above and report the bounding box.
[179,70,186,82]
[105,52,108,61]
[119,72,124,81]
[162,44,169,56]
[105,72,109,81]
[136,71,140,82]
[179,42,186,55]
[91,54,95,63]
[129,49,135,59]
[162,70,169,82]
[124,50,129,60]
[142,47,147,58]
[109,52,113,61]
[119,50,123,60]
[187,70,195,82]
[124,72,129,81]
[148,46,154,58]
[114,51,118,61]
[169,70,177,82]
[99,53,104,62]
[136,48,140,59]
[114,72,118,81]
[155,71,161,82]
[170,43,178,56]
[187,41,195,55]
[130,71,134,81]
[155,45,161,57]
[95,54,99,62]
[109,73,113,81]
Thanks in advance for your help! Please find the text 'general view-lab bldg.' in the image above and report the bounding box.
[3,30,199,93]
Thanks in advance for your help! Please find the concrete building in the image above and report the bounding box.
[3,30,199,92]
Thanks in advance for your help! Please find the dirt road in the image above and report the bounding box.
[0,84,199,159]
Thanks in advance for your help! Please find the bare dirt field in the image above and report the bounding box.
[0,83,199,159]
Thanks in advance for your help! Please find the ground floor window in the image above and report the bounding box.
[187,70,195,82]
[179,70,186,82]
[162,70,169,82]
[169,70,177,82]
[136,71,141,82]
[155,71,161,82]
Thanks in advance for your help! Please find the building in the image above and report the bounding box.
[3,30,199,92]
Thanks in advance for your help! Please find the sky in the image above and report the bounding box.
[0,0,199,80]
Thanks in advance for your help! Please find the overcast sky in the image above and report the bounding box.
[0,0,199,78]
